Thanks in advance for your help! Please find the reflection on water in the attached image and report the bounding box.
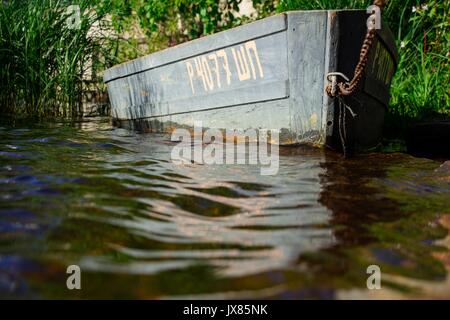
[0,118,449,299]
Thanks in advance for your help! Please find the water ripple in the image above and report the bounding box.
[0,118,449,299]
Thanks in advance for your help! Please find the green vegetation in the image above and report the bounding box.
[388,0,449,118]
[95,0,258,59]
[0,0,448,120]
[0,0,116,117]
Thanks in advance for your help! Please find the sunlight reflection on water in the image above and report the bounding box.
[0,118,449,299]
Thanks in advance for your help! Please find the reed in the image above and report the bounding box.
[0,0,116,118]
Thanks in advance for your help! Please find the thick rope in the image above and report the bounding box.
[373,0,386,9]
[326,0,387,97]
[327,0,386,156]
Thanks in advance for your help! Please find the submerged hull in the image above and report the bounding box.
[104,10,398,152]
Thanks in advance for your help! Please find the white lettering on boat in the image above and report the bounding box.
[185,40,264,94]
[232,46,251,81]
[217,49,232,86]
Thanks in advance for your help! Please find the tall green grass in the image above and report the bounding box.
[277,0,449,118]
[389,1,449,117]
[0,0,115,118]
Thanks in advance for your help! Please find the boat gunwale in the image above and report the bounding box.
[103,12,288,83]
[103,9,371,84]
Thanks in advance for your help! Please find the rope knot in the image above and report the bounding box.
[326,72,350,97]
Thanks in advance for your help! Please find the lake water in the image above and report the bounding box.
[0,117,449,299]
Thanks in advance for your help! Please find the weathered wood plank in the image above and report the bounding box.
[322,11,339,141]
[104,14,287,82]
[286,11,328,144]
[122,81,289,120]
[114,98,295,144]
[109,31,289,120]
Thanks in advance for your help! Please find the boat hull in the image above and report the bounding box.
[104,10,398,151]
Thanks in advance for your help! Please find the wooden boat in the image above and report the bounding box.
[104,10,398,152]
